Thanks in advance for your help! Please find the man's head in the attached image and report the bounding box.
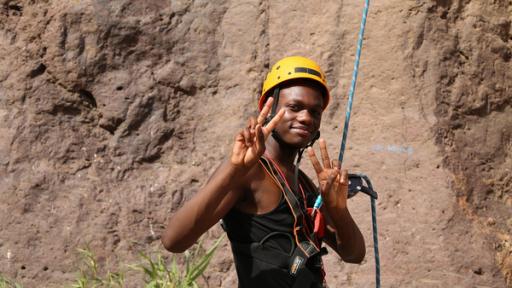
[259,56,330,148]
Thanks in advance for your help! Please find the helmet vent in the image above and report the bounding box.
[294,67,321,78]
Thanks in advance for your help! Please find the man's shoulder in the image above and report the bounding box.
[243,159,267,185]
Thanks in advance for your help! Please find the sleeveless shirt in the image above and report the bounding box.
[222,158,324,288]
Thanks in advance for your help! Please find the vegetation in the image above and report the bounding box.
[71,246,125,288]
[132,235,225,288]
[0,235,225,288]
[0,275,22,288]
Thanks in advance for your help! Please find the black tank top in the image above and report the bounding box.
[222,160,323,288]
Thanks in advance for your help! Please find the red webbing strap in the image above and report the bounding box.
[298,172,326,239]
[259,157,321,256]
[264,157,317,242]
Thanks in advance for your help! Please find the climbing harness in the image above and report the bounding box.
[262,157,327,277]
[312,0,381,287]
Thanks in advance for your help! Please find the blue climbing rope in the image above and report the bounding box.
[338,0,370,165]
[312,0,381,287]
[371,197,380,287]
[313,0,370,209]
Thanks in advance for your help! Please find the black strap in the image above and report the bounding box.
[270,87,280,118]
[259,157,321,263]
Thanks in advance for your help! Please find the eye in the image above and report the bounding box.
[310,108,322,118]
[287,104,301,111]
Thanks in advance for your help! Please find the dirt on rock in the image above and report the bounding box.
[409,1,512,285]
[0,0,510,287]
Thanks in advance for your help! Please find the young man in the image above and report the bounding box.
[162,56,365,288]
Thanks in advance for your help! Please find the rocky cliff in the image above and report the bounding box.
[0,0,510,287]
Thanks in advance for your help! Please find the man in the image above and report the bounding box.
[162,56,365,287]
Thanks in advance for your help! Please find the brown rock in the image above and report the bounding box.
[0,0,510,287]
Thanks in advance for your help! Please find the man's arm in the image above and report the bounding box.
[321,204,366,263]
[306,140,366,263]
[161,160,248,253]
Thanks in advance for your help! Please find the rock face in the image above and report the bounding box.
[0,0,510,287]
[409,1,512,285]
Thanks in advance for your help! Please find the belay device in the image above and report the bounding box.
[312,0,381,287]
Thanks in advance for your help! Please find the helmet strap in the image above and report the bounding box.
[265,87,290,148]
[270,87,280,120]
[293,131,320,192]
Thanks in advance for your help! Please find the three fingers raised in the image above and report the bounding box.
[307,138,337,173]
[307,147,324,175]
[319,139,332,169]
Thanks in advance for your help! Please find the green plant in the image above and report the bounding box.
[0,274,22,288]
[71,246,124,288]
[133,235,225,288]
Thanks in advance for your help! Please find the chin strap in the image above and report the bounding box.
[267,86,285,144]
[269,87,281,121]
[293,132,319,193]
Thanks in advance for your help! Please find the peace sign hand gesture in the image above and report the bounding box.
[231,98,285,169]
[307,139,348,211]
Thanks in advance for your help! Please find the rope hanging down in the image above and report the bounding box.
[312,0,381,287]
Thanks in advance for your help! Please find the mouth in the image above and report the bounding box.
[290,126,313,138]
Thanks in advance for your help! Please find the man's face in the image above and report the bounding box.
[273,81,324,148]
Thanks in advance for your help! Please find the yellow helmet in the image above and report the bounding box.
[259,56,330,111]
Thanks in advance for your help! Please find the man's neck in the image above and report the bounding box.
[265,135,299,172]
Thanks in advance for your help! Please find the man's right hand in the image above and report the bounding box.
[231,97,285,169]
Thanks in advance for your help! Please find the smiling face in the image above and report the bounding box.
[272,79,325,148]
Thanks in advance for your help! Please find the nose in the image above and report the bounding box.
[296,109,314,125]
